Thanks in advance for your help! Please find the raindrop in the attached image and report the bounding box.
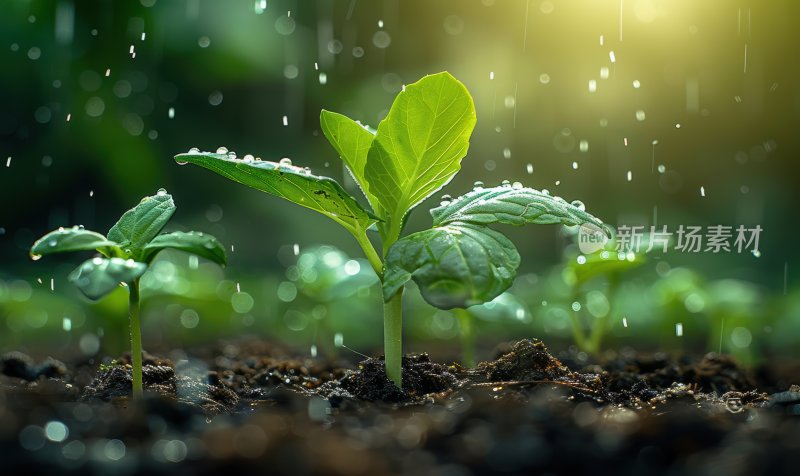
[632,79,641,89]
[168,107,175,119]
[157,188,168,196]
[627,170,632,182]
[609,50,616,63]
[310,345,318,358]
[318,72,327,85]
[5,157,11,167]
[588,80,597,93]
[635,110,646,121]
[63,317,72,331]
[675,323,684,336]
[501,180,511,188]
[198,36,211,48]
[216,146,228,154]
[700,186,706,197]
[31,254,42,261]
[526,164,533,174]
[572,161,578,170]
[279,157,292,166]
[657,164,666,173]
[579,140,589,152]
[334,333,344,347]
[293,243,300,256]
[502,148,511,159]
[752,250,761,258]
[571,200,586,211]
[539,73,550,84]
[242,154,254,163]
[473,181,484,190]
[282,115,288,126]
[189,147,200,153]
[227,151,237,160]
[254,0,267,14]
[512,181,523,189]
[208,90,223,106]
[576,255,587,265]
[571,301,581,312]
[622,317,628,327]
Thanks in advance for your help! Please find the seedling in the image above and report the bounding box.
[452,292,529,367]
[30,189,226,399]
[562,249,645,354]
[176,72,609,388]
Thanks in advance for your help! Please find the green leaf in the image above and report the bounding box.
[383,224,519,309]
[142,231,227,266]
[568,251,645,287]
[364,72,477,244]
[68,257,148,300]
[174,152,380,236]
[432,184,610,232]
[107,190,176,257]
[319,110,379,208]
[30,227,120,258]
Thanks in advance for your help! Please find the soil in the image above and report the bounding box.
[1,338,798,475]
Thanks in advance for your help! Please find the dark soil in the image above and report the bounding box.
[1,338,798,475]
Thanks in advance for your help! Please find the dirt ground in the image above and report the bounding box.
[1,338,798,475]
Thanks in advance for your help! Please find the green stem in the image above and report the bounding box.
[354,230,383,278]
[568,287,588,352]
[383,288,404,388]
[129,278,143,400]
[586,274,619,355]
[454,308,476,368]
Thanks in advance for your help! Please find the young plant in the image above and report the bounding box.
[175,72,609,388]
[452,292,529,367]
[30,189,226,399]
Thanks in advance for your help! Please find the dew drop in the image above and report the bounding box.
[175,157,188,165]
[501,180,511,188]
[526,164,533,174]
[541,189,550,195]
[279,157,293,166]
[571,200,586,211]
[216,146,228,154]
[189,147,200,153]
[473,181,484,190]
[156,188,167,196]
[242,154,254,163]
[512,181,523,189]
[31,254,42,261]
[227,151,237,160]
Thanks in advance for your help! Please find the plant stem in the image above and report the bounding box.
[454,308,476,368]
[568,287,588,351]
[128,278,143,400]
[383,288,404,388]
[586,274,619,355]
[354,230,383,278]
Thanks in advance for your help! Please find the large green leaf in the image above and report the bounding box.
[174,152,379,236]
[364,72,477,244]
[431,184,610,231]
[319,110,379,208]
[68,257,148,300]
[383,224,519,309]
[107,190,176,257]
[142,231,227,266]
[30,227,120,258]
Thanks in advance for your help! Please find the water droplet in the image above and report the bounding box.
[227,151,237,160]
[501,180,511,188]
[752,250,761,258]
[302,167,311,175]
[541,189,550,195]
[189,147,200,153]
[502,148,511,159]
[293,243,300,256]
[279,157,293,166]
[175,157,188,165]
[571,200,586,211]
[657,164,666,173]
[473,181,484,190]
[441,194,452,202]
[216,146,228,154]
[157,188,168,196]
[92,257,104,265]
[31,254,42,261]
[242,154,254,163]
[512,181,523,189]
[675,323,684,336]
[526,164,534,174]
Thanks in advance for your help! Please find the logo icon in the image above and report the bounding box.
[578,223,611,254]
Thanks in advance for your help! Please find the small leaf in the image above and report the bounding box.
[174,152,379,236]
[320,110,379,208]
[142,231,227,266]
[364,72,477,243]
[432,185,610,232]
[107,190,176,257]
[383,224,519,309]
[30,227,120,258]
[569,251,645,287]
[68,257,147,300]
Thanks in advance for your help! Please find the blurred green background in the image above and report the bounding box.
[1,0,798,365]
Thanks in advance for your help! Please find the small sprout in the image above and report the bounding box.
[176,72,609,389]
[30,190,226,400]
